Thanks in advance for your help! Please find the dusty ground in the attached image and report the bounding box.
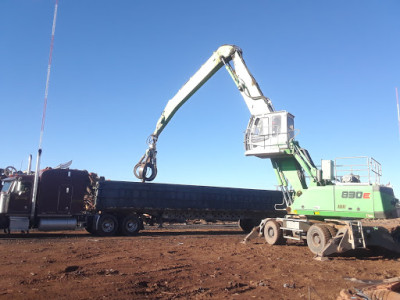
[0,222,399,300]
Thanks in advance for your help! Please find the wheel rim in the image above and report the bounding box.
[307,225,330,254]
[267,226,275,238]
[126,220,138,232]
[311,232,321,247]
[101,218,115,233]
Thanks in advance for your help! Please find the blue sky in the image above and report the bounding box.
[1,1,399,194]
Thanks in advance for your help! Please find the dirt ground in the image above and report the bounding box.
[0,222,399,300]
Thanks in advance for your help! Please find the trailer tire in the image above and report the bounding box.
[120,215,141,236]
[238,219,256,233]
[96,214,118,236]
[264,220,285,245]
[306,224,331,254]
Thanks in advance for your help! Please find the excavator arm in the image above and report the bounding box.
[134,44,274,182]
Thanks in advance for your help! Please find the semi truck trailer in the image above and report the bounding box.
[0,168,284,236]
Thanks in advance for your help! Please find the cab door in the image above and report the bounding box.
[8,181,32,215]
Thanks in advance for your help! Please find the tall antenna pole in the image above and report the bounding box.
[31,0,59,223]
[397,87,400,141]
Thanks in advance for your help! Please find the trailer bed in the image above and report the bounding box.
[95,181,285,222]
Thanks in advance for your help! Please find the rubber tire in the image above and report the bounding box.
[96,214,118,236]
[85,225,96,234]
[84,217,95,234]
[238,219,256,233]
[264,220,285,245]
[392,226,400,243]
[306,224,331,254]
[324,225,337,238]
[85,227,95,234]
[120,215,141,236]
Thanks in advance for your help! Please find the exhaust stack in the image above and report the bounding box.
[27,154,32,175]
[31,149,42,223]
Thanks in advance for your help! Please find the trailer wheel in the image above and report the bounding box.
[96,214,118,236]
[238,219,257,233]
[264,220,285,245]
[306,224,331,254]
[120,215,141,236]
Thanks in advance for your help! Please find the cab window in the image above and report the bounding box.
[271,115,281,136]
[16,181,32,194]
[287,116,295,138]
[252,117,269,137]
[1,181,13,192]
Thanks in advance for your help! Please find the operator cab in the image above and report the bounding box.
[245,111,295,158]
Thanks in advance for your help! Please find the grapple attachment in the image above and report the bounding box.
[134,135,158,182]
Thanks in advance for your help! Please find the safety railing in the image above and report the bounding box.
[334,156,382,185]
[244,130,295,152]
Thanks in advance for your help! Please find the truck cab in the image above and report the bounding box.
[0,169,91,232]
[0,176,33,216]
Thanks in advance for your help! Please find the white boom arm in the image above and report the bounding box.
[134,44,274,182]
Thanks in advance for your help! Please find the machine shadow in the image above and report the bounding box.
[0,229,245,240]
[140,230,245,237]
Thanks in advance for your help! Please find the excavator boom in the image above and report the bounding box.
[134,44,273,182]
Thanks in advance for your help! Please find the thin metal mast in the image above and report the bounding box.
[31,0,59,223]
[396,87,400,141]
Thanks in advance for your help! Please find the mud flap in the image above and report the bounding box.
[94,214,101,231]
